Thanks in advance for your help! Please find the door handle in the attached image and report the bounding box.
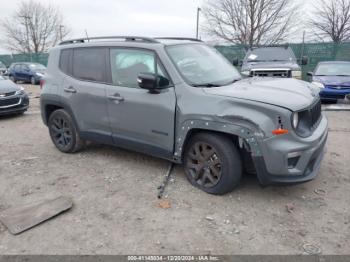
[108,93,124,102]
[64,86,77,93]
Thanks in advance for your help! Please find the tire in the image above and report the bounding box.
[9,75,16,83]
[48,109,85,153]
[30,76,36,85]
[184,132,242,195]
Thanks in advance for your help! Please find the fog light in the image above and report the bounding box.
[287,152,301,169]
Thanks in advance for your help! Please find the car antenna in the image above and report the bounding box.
[85,29,90,42]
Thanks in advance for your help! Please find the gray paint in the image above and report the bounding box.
[40,40,328,185]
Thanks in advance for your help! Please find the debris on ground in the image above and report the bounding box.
[302,243,322,255]
[205,216,215,222]
[157,199,171,209]
[286,203,295,213]
[314,188,326,195]
[157,163,174,199]
[0,196,73,235]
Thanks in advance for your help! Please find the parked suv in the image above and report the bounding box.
[8,62,46,85]
[236,46,308,79]
[41,36,328,195]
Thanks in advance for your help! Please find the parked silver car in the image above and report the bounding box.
[40,36,328,195]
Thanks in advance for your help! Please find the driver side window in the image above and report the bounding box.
[109,48,166,88]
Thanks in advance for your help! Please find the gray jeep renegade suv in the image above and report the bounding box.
[40,36,328,195]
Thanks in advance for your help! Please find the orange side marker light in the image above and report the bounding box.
[272,128,289,135]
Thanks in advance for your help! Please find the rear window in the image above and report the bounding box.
[72,48,106,82]
[59,49,72,75]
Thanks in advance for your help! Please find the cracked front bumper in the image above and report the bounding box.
[253,114,328,186]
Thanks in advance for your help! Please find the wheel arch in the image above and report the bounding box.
[41,97,79,132]
[175,119,264,163]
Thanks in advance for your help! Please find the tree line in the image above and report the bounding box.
[1,0,350,54]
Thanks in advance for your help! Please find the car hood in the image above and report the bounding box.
[241,61,300,71]
[0,79,21,93]
[313,75,350,87]
[203,78,319,111]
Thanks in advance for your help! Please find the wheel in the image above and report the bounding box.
[184,132,242,195]
[48,109,85,153]
[30,76,36,85]
[9,75,16,83]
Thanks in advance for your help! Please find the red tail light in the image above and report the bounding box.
[40,79,45,89]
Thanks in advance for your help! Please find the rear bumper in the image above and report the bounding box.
[253,115,328,186]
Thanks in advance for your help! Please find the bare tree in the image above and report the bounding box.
[310,0,350,43]
[1,0,70,54]
[202,0,300,46]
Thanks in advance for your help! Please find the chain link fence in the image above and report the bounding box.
[0,53,49,67]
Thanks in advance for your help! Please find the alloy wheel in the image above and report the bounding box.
[186,142,222,188]
[50,116,73,149]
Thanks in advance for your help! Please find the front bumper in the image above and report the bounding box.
[0,94,29,116]
[253,114,328,185]
[320,87,350,100]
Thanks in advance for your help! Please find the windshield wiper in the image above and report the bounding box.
[192,83,221,87]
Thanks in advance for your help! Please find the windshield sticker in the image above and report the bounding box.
[248,54,258,60]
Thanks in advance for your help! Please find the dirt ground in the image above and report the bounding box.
[0,84,349,255]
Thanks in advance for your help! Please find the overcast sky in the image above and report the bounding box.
[0,0,320,54]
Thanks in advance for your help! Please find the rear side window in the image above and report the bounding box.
[59,49,72,75]
[72,48,106,82]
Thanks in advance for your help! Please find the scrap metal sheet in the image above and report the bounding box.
[0,196,73,235]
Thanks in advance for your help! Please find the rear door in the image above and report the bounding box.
[105,47,176,158]
[59,47,111,142]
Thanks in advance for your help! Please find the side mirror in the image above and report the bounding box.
[307,72,313,77]
[301,56,308,65]
[137,73,170,92]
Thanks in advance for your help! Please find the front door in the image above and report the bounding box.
[106,47,176,158]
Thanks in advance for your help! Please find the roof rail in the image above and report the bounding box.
[59,36,160,45]
[154,37,203,42]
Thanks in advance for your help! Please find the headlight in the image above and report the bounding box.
[241,71,250,76]
[312,81,325,89]
[15,86,25,95]
[36,72,44,77]
[291,71,302,79]
[292,112,299,129]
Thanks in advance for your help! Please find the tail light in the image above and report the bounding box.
[40,79,45,89]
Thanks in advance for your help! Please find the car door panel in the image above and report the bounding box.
[60,47,111,140]
[106,47,176,157]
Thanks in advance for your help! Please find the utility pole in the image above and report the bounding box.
[59,25,64,41]
[19,15,31,54]
[196,7,201,39]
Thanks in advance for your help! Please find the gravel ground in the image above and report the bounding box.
[0,84,349,255]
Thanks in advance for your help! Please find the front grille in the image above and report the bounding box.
[0,97,20,107]
[310,99,322,128]
[251,70,290,78]
[295,99,322,137]
[0,91,16,97]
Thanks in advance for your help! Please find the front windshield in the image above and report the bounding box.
[166,44,241,86]
[29,64,46,70]
[246,48,295,62]
[315,63,350,76]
